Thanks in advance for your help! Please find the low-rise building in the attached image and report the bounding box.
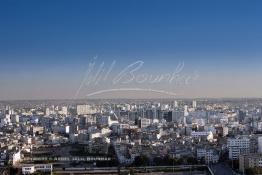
[22,164,53,174]
[239,153,262,173]
[197,148,219,164]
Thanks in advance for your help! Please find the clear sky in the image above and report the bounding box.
[0,0,262,100]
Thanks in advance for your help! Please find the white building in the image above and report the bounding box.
[77,104,97,115]
[227,137,250,160]
[174,101,178,108]
[138,118,151,128]
[11,115,19,123]
[197,148,219,164]
[60,106,68,115]
[192,100,197,108]
[45,108,50,116]
[65,125,70,134]
[191,131,213,141]
[89,132,101,140]
[12,151,21,166]
[184,105,189,117]
[222,126,229,137]
[22,164,53,174]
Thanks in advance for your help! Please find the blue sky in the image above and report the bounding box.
[0,0,262,99]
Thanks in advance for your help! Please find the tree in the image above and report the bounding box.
[133,155,149,166]
[153,156,163,166]
[186,157,197,164]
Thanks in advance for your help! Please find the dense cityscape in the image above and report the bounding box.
[1,99,262,174]
[2,0,262,174]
